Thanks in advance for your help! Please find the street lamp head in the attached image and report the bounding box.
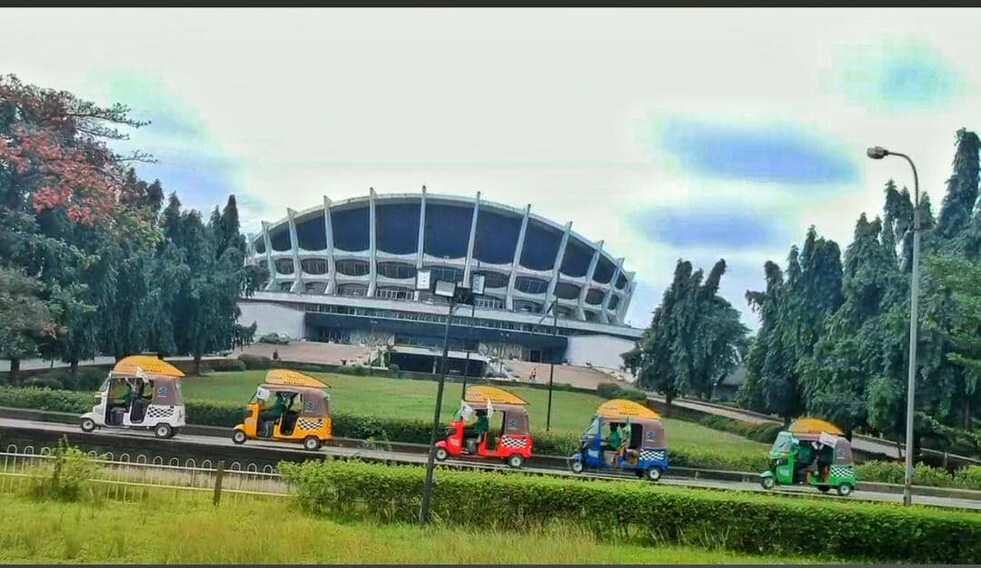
[867,146,890,160]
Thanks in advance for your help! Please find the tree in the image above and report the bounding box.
[0,268,59,383]
[936,129,979,241]
[625,259,748,409]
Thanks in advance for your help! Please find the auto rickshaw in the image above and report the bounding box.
[569,399,668,481]
[79,355,186,438]
[231,369,333,451]
[759,417,857,496]
[434,385,533,468]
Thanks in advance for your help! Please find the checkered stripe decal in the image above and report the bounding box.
[145,406,174,419]
[296,418,324,431]
[500,437,528,449]
[641,449,666,462]
[830,465,854,478]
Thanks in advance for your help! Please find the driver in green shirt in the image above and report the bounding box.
[475,410,489,446]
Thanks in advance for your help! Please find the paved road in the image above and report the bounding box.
[2,416,978,511]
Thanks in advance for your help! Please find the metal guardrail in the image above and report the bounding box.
[0,443,288,504]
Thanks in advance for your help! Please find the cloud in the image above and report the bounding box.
[656,118,858,186]
[633,207,786,250]
[837,39,963,111]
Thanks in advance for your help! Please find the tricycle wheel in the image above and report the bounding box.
[232,430,247,445]
[836,483,853,497]
[154,423,173,439]
[646,467,662,482]
[570,459,584,474]
[507,454,524,469]
[435,447,448,462]
[760,476,775,490]
[303,436,321,451]
[80,418,96,433]
[817,485,830,493]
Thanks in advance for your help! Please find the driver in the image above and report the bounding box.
[260,392,288,436]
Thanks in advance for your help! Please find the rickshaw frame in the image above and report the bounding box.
[569,399,669,481]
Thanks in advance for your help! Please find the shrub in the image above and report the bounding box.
[856,461,981,491]
[595,382,647,403]
[238,354,273,370]
[207,359,247,373]
[281,460,981,563]
[696,415,782,444]
[23,373,65,390]
[387,364,401,378]
[0,386,91,413]
[350,364,368,376]
[25,439,99,502]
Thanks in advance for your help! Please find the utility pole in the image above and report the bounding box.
[419,295,456,525]
[538,299,559,432]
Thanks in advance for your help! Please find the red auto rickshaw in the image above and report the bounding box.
[434,385,533,468]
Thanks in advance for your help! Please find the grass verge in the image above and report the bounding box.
[0,492,812,564]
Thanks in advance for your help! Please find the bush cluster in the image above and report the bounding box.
[695,415,783,444]
[595,382,648,403]
[857,461,981,491]
[238,354,273,370]
[280,460,981,563]
[17,368,107,392]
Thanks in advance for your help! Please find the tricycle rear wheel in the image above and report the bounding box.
[836,483,853,497]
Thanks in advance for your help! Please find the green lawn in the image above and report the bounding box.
[182,371,769,462]
[0,494,812,564]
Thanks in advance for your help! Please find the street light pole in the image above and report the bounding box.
[867,145,920,507]
[539,300,559,432]
[419,296,456,524]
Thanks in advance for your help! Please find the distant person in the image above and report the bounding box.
[272,350,280,361]
[529,367,537,383]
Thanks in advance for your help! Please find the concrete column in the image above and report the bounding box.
[616,273,636,324]
[600,257,624,324]
[463,191,481,286]
[323,196,337,295]
[544,221,573,315]
[367,188,378,297]
[261,221,275,292]
[505,204,531,311]
[287,208,302,294]
[414,187,427,301]
[576,241,603,320]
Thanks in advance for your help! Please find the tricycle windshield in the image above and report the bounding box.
[583,417,600,440]
[98,377,111,393]
[770,432,794,456]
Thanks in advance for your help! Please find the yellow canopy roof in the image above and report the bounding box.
[596,399,661,420]
[788,417,844,436]
[112,356,185,378]
[264,369,330,389]
[465,385,527,406]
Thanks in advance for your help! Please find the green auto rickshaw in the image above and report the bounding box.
[759,417,857,497]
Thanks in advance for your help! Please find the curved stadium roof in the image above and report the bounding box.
[249,189,636,325]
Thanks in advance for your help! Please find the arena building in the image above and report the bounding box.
[239,189,643,376]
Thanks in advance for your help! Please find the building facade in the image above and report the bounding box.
[241,189,643,372]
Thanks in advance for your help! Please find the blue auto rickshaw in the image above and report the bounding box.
[569,399,668,481]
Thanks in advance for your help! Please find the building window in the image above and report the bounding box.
[474,270,509,289]
[337,283,368,297]
[608,294,620,310]
[278,281,293,292]
[304,281,326,294]
[275,259,295,275]
[475,296,504,310]
[336,259,370,277]
[301,258,328,275]
[514,277,548,295]
[377,262,417,280]
[376,287,414,301]
[554,282,581,300]
[424,265,463,284]
[585,288,605,305]
[513,299,542,313]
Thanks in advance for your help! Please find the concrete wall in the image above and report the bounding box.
[237,301,305,340]
[564,334,636,370]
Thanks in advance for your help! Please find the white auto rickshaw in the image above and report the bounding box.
[80,355,187,438]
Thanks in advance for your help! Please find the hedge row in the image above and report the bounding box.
[694,414,784,444]
[280,460,981,563]
[857,460,981,492]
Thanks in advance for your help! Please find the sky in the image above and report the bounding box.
[4,8,981,329]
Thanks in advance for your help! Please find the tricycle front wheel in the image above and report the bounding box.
[760,476,775,490]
